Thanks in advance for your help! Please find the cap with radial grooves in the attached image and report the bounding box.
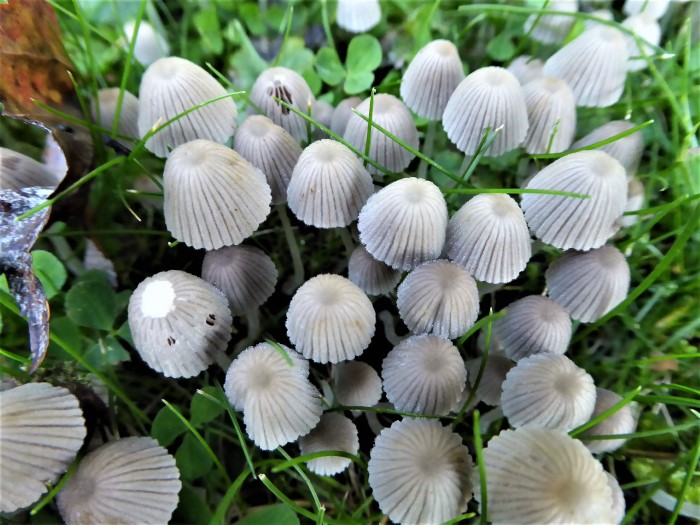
[522,77,577,154]
[347,245,402,296]
[299,413,359,476]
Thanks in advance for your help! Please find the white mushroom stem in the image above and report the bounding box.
[334,227,355,259]
[234,310,261,352]
[214,351,232,371]
[417,121,437,179]
[378,310,404,346]
[277,205,305,293]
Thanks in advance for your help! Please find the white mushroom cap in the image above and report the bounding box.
[298,413,359,476]
[606,472,627,525]
[123,20,169,66]
[224,342,322,450]
[330,96,362,136]
[0,383,86,513]
[94,88,140,148]
[492,295,572,361]
[507,55,544,85]
[84,240,118,288]
[542,24,629,107]
[465,355,515,406]
[56,437,181,525]
[201,244,278,316]
[397,260,479,339]
[520,150,628,251]
[501,354,597,431]
[343,93,419,175]
[382,334,467,416]
[584,9,615,30]
[249,66,316,142]
[571,120,644,177]
[545,245,631,322]
[287,139,374,228]
[617,176,644,228]
[127,270,233,378]
[286,274,375,363]
[622,14,662,71]
[336,0,381,33]
[479,427,615,524]
[1,147,64,191]
[580,387,638,454]
[368,418,473,525]
[347,244,402,295]
[400,39,465,120]
[137,56,238,157]
[623,0,670,19]
[443,66,529,156]
[522,77,577,153]
[233,114,302,205]
[446,193,532,283]
[358,177,448,270]
[332,360,382,409]
[523,0,579,44]
[163,139,272,250]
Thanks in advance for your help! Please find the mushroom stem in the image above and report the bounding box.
[378,310,403,346]
[335,227,355,259]
[214,351,232,372]
[417,121,436,179]
[276,205,305,292]
[234,310,261,352]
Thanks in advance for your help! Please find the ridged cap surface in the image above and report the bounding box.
[522,77,577,153]
[299,413,359,476]
[347,245,402,295]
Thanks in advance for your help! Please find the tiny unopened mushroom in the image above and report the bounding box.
[522,77,577,153]
[523,0,579,44]
[336,0,381,33]
[299,413,359,476]
[580,387,638,454]
[1,148,64,191]
[347,245,402,295]
[572,120,644,177]
[332,360,382,410]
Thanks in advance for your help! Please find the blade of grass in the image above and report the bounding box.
[30,455,80,515]
[272,4,294,67]
[443,187,591,198]
[276,447,323,519]
[456,310,505,347]
[258,473,318,521]
[669,436,700,525]
[363,88,376,167]
[473,410,488,525]
[271,450,365,473]
[569,386,642,437]
[209,470,250,525]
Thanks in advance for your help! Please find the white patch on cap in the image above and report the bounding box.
[140,280,176,318]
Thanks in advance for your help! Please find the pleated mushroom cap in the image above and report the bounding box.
[507,55,544,85]
[520,150,628,251]
[397,260,479,339]
[446,193,532,283]
[400,39,465,120]
[249,66,316,142]
[572,120,644,177]
[1,148,64,191]
[201,244,278,316]
[606,472,627,525]
[368,419,473,525]
[580,388,637,454]
[332,360,382,409]
[56,437,181,525]
[501,354,597,431]
[480,427,615,524]
[286,274,375,363]
[465,355,515,406]
[0,383,86,514]
[618,177,644,227]
[545,245,631,322]
[522,77,577,153]
[443,66,529,156]
[336,0,381,33]
[623,0,670,19]
[233,114,302,205]
[493,295,572,362]
[123,20,169,66]
[347,245,402,295]
[163,139,272,250]
[127,270,233,378]
[542,24,629,107]
[523,0,579,44]
[382,335,467,416]
[358,177,448,270]
[287,139,374,227]
[330,96,362,136]
[137,56,237,157]
[343,93,419,175]
[224,342,322,450]
[94,88,140,148]
[298,413,359,476]
[622,14,661,71]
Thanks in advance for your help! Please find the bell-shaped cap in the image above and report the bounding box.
[617,177,644,228]
[332,360,382,409]
[465,355,515,406]
[622,14,661,71]
[607,472,627,524]
[400,39,465,120]
[94,88,140,148]
[446,193,532,283]
[127,270,233,378]
[330,96,362,136]
[287,139,374,227]
[164,139,271,250]
[233,114,302,205]
[336,0,381,33]
[358,177,448,270]
[137,56,237,157]
[286,274,375,363]
[123,20,169,66]
[571,120,644,177]
[347,245,402,295]
[523,0,579,44]
[1,148,64,191]
[368,419,473,525]
[623,0,670,19]
[545,245,631,322]
[299,413,359,476]
[580,387,638,454]
[507,55,544,85]
[522,77,577,153]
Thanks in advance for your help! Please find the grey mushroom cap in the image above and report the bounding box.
[330,96,363,136]
[347,245,402,296]
[571,120,644,177]
[507,55,544,85]
[94,88,140,148]
[522,77,577,154]
[523,0,579,44]
[332,360,382,409]
[298,413,360,476]
[1,148,64,191]
[465,355,515,406]
[580,387,638,454]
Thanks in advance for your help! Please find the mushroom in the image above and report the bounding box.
[298,413,359,476]
[93,88,140,149]
[465,354,515,406]
[522,77,577,153]
[580,387,638,454]
[330,96,362,136]
[335,0,381,33]
[523,0,579,44]
[506,55,544,85]
[347,244,402,296]
[617,177,645,228]
[622,13,662,71]
[571,120,644,177]
[623,0,670,19]
[1,148,64,191]
[122,20,169,66]
[332,360,382,412]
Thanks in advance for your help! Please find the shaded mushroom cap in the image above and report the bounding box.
[332,360,382,409]
[127,270,232,378]
[523,0,579,44]
[522,77,577,153]
[479,427,615,524]
[520,150,628,251]
[358,177,448,270]
[312,99,334,139]
[56,437,181,525]
[542,24,629,107]
[84,239,118,288]
[382,335,467,416]
[336,0,381,33]
[123,20,169,66]
[400,39,465,120]
[249,66,316,142]
[287,139,374,228]
[330,96,363,136]
[93,88,140,148]
[286,274,375,363]
[1,148,64,191]
[442,66,529,156]
[571,120,644,177]
[201,244,278,316]
[584,9,615,30]
[164,139,271,250]
[622,14,662,71]
[368,418,473,525]
[137,56,238,157]
[623,0,670,19]
[0,383,86,513]
[606,472,627,525]
[617,176,644,228]
[298,413,359,476]
[397,260,479,339]
[501,354,597,430]
[233,114,302,205]
[347,244,402,295]
[492,295,572,362]
[446,193,532,283]
[224,342,322,450]
[507,55,544,85]
[580,387,637,454]
[545,245,631,322]
[465,355,515,406]
[343,93,419,175]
